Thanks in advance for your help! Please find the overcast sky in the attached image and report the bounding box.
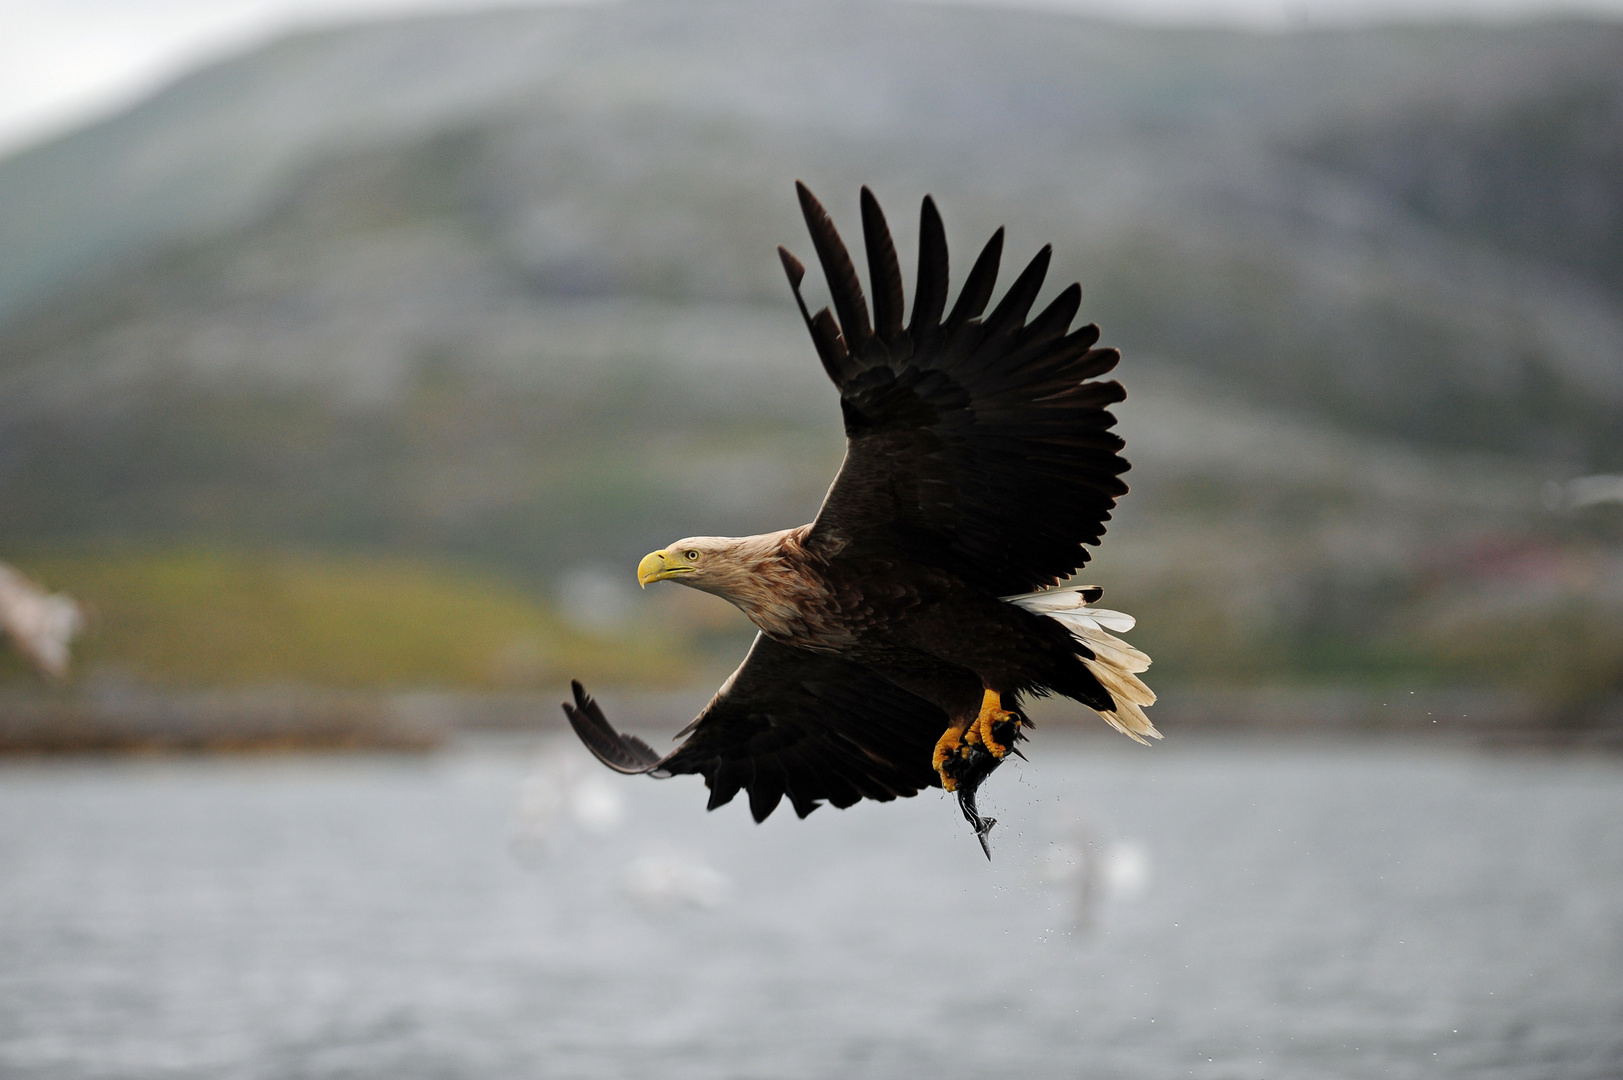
[3,0,1621,158]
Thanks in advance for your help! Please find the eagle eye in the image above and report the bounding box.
[684,549,700,561]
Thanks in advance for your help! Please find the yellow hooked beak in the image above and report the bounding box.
[637,549,692,588]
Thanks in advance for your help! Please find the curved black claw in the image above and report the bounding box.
[943,713,1028,859]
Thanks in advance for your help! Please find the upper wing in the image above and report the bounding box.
[781,183,1129,597]
[563,633,945,822]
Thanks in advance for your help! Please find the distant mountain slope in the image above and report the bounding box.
[1301,58,1623,292]
[0,2,1618,620]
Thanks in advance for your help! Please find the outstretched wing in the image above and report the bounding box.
[781,183,1129,597]
[563,633,945,822]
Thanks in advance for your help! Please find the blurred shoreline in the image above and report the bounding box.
[2,683,1618,755]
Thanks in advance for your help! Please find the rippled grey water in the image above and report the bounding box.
[1,736,1620,1080]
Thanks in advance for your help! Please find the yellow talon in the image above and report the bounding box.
[932,726,965,791]
[973,689,1018,758]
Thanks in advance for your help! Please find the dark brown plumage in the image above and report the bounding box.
[564,184,1156,853]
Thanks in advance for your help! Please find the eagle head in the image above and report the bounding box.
[637,536,764,596]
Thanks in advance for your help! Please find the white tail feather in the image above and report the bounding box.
[1004,584,1160,744]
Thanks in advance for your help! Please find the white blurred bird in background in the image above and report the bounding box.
[0,562,83,682]
[512,738,734,910]
[1037,827,1153,928]
[511,738,630,862]
[620,848,733,912]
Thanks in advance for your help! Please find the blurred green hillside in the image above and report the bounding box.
[0,549,741,690]
[0,1,1620,701]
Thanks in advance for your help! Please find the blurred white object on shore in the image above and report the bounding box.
[0,562,83,681]
[1544,474,1623,511]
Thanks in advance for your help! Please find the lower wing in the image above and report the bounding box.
[564,633,946,822]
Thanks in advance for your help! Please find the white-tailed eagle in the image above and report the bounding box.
[565,184,1157,855]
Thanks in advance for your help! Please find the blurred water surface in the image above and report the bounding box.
[1,736,1620,1080]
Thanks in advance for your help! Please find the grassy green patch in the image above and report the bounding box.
[3,549,703,690]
